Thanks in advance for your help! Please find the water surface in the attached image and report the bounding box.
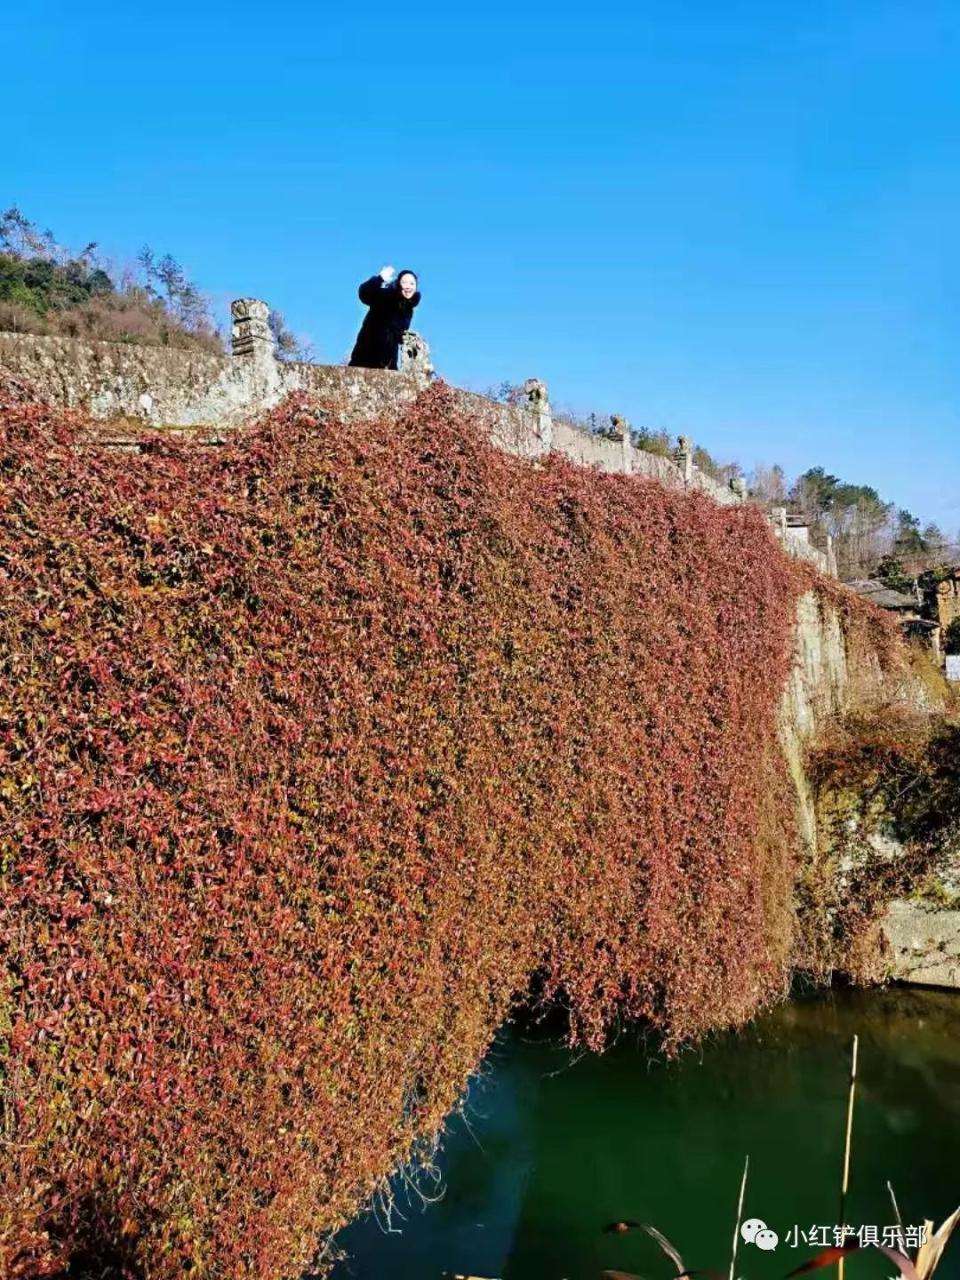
[330,986,960,1280]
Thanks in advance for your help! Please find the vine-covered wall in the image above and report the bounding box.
[0,383,875,1279]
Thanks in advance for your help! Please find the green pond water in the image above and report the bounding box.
[328,986,960,1280]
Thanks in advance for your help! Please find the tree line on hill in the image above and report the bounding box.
[0,207,305,358]
[760,462,955,586]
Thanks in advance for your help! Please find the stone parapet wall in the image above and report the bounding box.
[765,507,837,576]
[0,320,828,566]
[779,530,836,576]
[0,328,735,486]
[550,418,717,493]
[0,333,242,425]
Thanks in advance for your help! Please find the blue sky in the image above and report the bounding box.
[6,1,959,531]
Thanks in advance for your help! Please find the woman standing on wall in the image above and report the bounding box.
[348,265,420,370]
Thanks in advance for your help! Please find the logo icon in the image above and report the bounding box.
[741,1218,779,1251]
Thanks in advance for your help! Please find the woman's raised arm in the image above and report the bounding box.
[358,265,395,305]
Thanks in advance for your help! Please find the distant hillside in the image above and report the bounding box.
[0,207,224,353]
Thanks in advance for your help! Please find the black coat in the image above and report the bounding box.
[348,275,421,370]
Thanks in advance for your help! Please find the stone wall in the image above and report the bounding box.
[0,333,241,426]
[779,590,958,990]
[884,899,960,988]
[4,312,953,994]
[779,593,850,857]
[0,307,834,571]
[0,320,741,485]
[933,573,960,630]
[0,331,420,434]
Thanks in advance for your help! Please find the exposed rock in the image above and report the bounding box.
[399,330,434,386]
[884,899,960,987]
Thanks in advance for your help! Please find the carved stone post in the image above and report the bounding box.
[231,298,274,362]
[399,330,434,388]
[674,434,693,483]
[824,532,838,577]
[523,378,552,453]
[611,414,632,474]
[231,297,280,407]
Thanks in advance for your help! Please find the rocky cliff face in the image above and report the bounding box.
[780,592,958,986]
[780,591,850,858]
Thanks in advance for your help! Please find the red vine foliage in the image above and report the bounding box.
[0,383,850,1277]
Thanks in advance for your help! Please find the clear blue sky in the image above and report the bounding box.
[6,1,959,532]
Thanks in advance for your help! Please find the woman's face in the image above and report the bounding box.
[398,273,417,299]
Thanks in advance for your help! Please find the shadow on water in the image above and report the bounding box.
[327,985,960,1280]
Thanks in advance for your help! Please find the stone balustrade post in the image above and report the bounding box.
[399,331,434,388]
[674,434,693,483]
[610,414,632,474]
[231,298,275,362]
[523,378,553,453]
[230,297,280,405]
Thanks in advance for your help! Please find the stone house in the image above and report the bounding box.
[846,578,942,659]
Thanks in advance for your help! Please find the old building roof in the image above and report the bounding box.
[845,579,918,611]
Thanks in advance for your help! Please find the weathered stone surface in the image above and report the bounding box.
[674,434,693,482]
[782,592,849,746]
[231,297,275,361]
[0,327,809,518]
[779,591,850,857]
[230,298,269,323]
[551,418,623,473]
[522,377,548,409]
[883,900,960,987]
[768,508,834,575]
[616,416,634,473]
[933,573,960,629]
[518,378,552,453]
[0,334,247,425]
[398,330,434,386]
